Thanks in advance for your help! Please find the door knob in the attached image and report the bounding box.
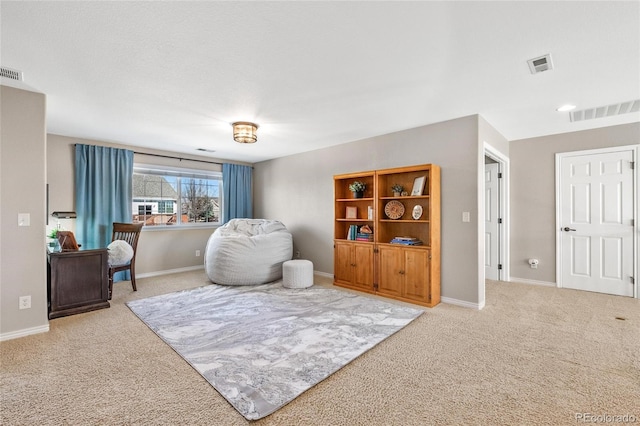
[563,227,576,232]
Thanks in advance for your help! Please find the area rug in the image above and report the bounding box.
[126,282,423,420]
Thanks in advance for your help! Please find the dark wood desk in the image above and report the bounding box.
[47,247,110,319]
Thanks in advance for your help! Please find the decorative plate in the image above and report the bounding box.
[412,205,423,220]
[384,200,405,219]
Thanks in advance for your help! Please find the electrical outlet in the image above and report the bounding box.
[195,250,201,257]
[19,295,31,310]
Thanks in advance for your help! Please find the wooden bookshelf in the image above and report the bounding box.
[333,164,441,307]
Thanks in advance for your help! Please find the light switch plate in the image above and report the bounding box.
[462,212,470,222]
[18,213,30,227]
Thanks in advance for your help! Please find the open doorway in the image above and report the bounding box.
[484,144,510,282]
[485,157,500,280]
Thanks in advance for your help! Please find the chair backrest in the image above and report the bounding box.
[57,231,80,251]
[111,222,144,254]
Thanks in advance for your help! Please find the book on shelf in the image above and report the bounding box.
[390,240,423,245]
[347,225,374,241]
[390,236,423,245]
[355,233,373,242]
[346,225,358,240]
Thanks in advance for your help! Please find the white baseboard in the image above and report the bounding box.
[440,297,484,310]
[138,266,331,281]
[0,323,49,342]
[137,265,204,279]
[318,271,484,310]
[313,271,333,279]
[509,277,556,287]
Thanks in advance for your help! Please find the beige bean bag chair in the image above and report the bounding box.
[205,219,293,285]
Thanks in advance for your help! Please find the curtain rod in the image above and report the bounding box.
[133,151,222,166]
[73,144,223,165]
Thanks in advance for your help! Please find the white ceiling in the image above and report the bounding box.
[1,1,639,163]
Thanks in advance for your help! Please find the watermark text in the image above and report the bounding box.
[575,413,638,423]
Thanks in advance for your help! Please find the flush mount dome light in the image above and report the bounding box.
[557,104,576,112]
[232,122,258,143]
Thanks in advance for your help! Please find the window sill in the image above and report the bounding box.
[141,224,220,232]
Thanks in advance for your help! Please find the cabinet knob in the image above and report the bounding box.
[399,270,405,275]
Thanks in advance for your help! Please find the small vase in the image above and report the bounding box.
[353,191,364,199]
[393,192,401,197]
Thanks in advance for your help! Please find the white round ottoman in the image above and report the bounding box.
[283,259,314,289]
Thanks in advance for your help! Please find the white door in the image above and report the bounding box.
[559,148,635,297]
[485,162,500,280]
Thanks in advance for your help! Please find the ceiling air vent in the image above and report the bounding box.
[527,54,553,74]
[570,100,640,122]
[0,66,24,81]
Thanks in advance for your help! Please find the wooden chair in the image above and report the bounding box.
[108,222,143,299]
[56,231,80,251]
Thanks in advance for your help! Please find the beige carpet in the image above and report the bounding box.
[1,271,638,425]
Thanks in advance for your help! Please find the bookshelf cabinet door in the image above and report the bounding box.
[334,241,374,291]
[334,241,354,285]
[402,248,430,303]
[353,243,374,289]
[377,245,403,297]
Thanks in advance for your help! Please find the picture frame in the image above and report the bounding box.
[345,206,358,219]
[411,176,426,196]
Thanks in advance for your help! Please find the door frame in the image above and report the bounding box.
[555,145,639,298]
[483,142,510,282]
[484,161,500,280]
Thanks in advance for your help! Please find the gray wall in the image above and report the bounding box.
[479,115,509,156]
[255,115,495,305]
[510,122,640,282]
[1,85,48,337]
[46,134,249,276]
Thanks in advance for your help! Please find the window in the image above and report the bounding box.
[132,165,222,227]
[157,200,174,214]
[138,204,152,216]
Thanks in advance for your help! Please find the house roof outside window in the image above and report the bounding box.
[133,174,178,200]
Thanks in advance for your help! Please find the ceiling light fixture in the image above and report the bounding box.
[232,122,258,144]
[556,104,576,112]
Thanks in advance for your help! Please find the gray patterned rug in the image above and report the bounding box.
[126,282,423,420]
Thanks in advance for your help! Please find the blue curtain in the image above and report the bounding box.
[75,144,134,281]
[222,163,253,222]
